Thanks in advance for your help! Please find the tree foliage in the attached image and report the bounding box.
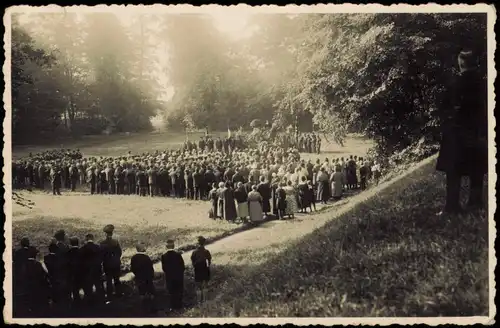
[11,12,487,157]
[11,13,161,144]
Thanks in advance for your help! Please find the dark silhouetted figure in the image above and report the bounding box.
[191,236,212,303]
[80,234,105,303]
[100,224,122,299]
[161,240,185,311]
[436,49,488,216]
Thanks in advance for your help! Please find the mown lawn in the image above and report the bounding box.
[12,130,228,159]
[184,160,489,317]
[12,191,243,272]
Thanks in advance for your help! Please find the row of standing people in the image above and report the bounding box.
[13,226,212,316]
[206,156,382,223]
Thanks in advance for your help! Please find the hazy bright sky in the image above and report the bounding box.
[15,9,258,102]
[208,10,256,40]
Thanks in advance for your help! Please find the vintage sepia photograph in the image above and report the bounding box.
[3,4,496,325]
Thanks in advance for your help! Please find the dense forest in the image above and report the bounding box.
[11,12,486,157]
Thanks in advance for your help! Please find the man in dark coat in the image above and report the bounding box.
[193,168,204,200]
[50,165,62,195]
[184,169,194,199]
[436,50,488,215]
[169,167,178,198]
[13,237,39,309]
[44,241,68,306]
[130,243,156,299]
[23,248,51,316]
[105,164,115,195]
[114,164,125,195]
[80,233,105,303]
[161,240,185,311]
[257,176,272,215]
[87,166,97,195]
[69,163,78,191]
[126,165,136,195]
[67,236,83,303]
[63,162,71,189]
[231,169,245,185]
[100,224,123,299]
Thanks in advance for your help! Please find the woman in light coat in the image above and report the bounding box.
[330,164,346,201]
[247,185,264,223]
[284,180,298,219]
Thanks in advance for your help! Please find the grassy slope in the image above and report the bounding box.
[185,158,489,317]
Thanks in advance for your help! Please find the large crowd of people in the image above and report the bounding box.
[12,131,384,316]
[12,133,380,223]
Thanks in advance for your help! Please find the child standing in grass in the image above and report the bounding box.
[191,236,212,303]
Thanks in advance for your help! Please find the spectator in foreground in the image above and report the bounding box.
[191,236,212,303]
[67,236,83,304]
[24,247,51,316]
[161,239,185,311]
[80,233,105,303]
[100,224,123,299]
[130,243,156,300]
[436,49,488,216]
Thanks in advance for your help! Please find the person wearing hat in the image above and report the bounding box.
[436,49,488,216]
[161,239,185,311]
[100,224,123,299]
[190,236,212,303]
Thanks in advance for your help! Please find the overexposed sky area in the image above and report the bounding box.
[15,8,257,102]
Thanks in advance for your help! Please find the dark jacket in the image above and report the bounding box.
[436,69,488,176]
[79,241,103,277]
[130,253,154,281]
[161,250,185,281]
[100,237,122,271]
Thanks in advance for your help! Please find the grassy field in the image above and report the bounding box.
[12,130,373,159]
[11,132,373,273]
[12,131,226,159]
[12,192,242,271]
[183,157,489,318]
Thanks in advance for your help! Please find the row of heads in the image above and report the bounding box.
[20,227,208,251]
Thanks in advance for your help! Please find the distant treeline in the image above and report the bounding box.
[12,12,487,158]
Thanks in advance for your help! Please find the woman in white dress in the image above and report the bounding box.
[247,185,264,223]
[284,180,298,219]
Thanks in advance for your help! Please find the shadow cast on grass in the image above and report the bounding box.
[183,162,489,317]
[13,264,248,318]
